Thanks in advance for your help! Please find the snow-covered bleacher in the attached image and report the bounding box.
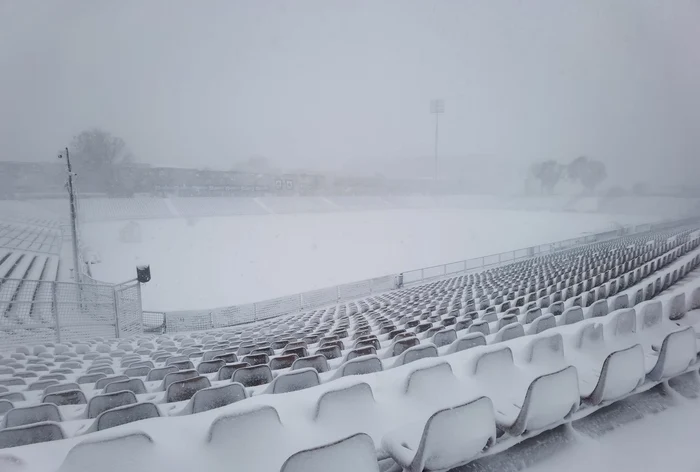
[0,222,60,255]
[1,224,700,471]
[0,219,63,354]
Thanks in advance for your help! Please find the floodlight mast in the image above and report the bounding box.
[59,147,81,282]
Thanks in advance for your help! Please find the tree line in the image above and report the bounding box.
[529,156,607,194]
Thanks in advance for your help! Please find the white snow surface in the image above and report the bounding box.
[528,398,700,472]
[82,209,649,310]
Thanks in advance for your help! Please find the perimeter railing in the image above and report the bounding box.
[158,220,695,333]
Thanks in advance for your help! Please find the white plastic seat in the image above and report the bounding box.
[0,421,65,449]
[332,355,383,379]
[281,433,379,472]
[525,333,566,367]
[493,322,524,343]
[264,367,320,394]
[446,333,486,354]
[382,398,495,472]
[392,344,438,367]
[647,328,696,382]
[559,307,584,326]
[506,366,579,436]
[1,403,62,429]
[586,344,645,405]
[86,390,138,419]
[526,313,555,335]
[104,378,147,395]
[89,402,160,432]
[207,405,287,471]
[57,432,154,472]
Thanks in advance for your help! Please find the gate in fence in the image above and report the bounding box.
[0,277,143,350]
[115,279,143,338]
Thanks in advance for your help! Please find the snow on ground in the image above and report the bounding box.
[525,391,700,472]
[451,371,700,472]
[82,208,651,311]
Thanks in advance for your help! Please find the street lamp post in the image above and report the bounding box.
[59,147,81,283]
[430,99,445,182]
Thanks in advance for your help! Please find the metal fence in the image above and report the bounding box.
[158,273,397,333]
[5,218,689,342]
[0,277,142,350]
[156,222,671,334]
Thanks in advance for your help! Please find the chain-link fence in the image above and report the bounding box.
[0,277,142,349]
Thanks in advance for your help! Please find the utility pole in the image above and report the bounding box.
[430,99,445,181]
[59,147,81,283]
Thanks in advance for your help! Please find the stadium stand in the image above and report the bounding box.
[1,222,700,472]
[0,220,62,332]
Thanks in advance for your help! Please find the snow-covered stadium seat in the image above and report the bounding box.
[382,398,495,472]
[57,432,155,472]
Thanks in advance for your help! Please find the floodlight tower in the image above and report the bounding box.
[59,147,81,282]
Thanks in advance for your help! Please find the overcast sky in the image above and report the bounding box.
[1,0,699,186]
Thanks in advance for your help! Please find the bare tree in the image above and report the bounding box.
[567,156,607,192]
[69,128,134,195]
[530,160,564,194]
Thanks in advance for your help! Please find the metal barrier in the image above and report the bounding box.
[160,222,679,333]
[142,310,166,334]
[399,234,598,288]
[5,217,691,341]
[0,277,143,349]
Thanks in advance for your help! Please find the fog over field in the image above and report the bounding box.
[83,208,649,310]
[2,2,700,471]
[1,0,700,191]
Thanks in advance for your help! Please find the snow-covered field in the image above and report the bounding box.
[83,208,651,311]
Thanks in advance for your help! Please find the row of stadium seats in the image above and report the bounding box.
[3,272,699,471]
[0,249,60,324]
[0,219,64,355]
[0,225,699,458]
[0,221,60,254]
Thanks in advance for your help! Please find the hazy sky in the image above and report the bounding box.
[1,0,699,186]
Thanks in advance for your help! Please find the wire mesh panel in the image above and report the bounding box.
[142,311,166,333]
[483,254,500,266]
[255,295,300,321]
[445,261,466,275]
[0,278,57,350]
[500,252,514,262]
[370,275,396,293]
[301,287,337,310]
[165,310,213,332]
[212,303,256,327]
[338,280,371,301]
[115,280,142,338]
[0,279,118,348]
[514,248,529,260]
[402,269,423,285]
[55,281,117,342]
[423,265,446,280]
[466,257,483,270]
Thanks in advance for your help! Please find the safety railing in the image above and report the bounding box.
[159,221,679,333]
[0,276,143,349]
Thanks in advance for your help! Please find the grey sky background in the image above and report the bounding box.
[1,0,699,187]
